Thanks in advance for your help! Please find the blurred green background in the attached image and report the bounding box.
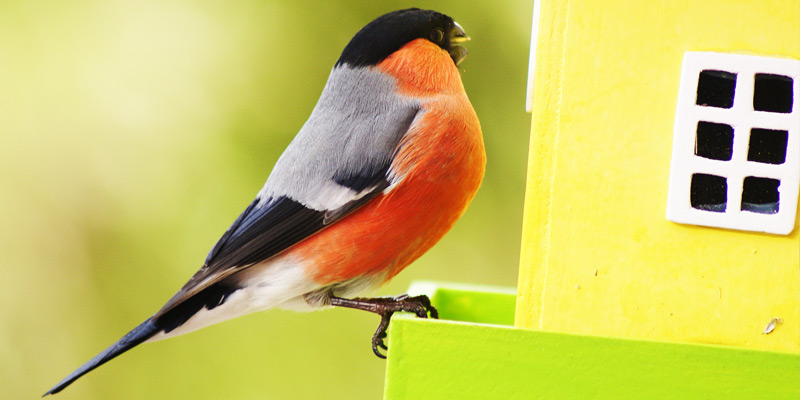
[0,1,531,398]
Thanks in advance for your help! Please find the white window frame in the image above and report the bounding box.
[667,52,800,235]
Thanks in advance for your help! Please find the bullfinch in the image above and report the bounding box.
[45,8,484,395]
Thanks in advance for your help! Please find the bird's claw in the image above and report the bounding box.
[371,316,392,358]
[329,293,438,359]
[365,294,439,359]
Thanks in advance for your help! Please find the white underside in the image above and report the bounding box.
[146,254,388,342]
[147,255,319,342]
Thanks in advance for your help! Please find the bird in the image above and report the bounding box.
[44,8,484,395]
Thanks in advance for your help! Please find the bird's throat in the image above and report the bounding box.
[376,38,464,97]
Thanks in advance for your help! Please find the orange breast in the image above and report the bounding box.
[286,39,486,286]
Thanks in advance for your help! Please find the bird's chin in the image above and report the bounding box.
[449,46,468,66]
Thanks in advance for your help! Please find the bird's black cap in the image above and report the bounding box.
[335,8,467,68]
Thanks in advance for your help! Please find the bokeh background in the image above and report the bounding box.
[0,1,532,398]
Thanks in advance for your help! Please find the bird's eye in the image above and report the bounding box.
[430,28,444,43]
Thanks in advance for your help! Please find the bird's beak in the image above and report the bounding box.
[450,22,470,44]
[448,22,470,65]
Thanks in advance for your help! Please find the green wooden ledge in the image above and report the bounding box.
[383,281,800,400]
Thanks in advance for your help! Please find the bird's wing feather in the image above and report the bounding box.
[154,193,377,318]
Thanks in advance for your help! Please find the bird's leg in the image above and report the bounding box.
[329,294,439,358]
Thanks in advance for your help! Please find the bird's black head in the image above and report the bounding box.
[335,8,469,68]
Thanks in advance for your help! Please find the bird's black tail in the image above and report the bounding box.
[43,317,160,396]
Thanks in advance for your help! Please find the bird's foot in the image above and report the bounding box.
[329,294,438,358]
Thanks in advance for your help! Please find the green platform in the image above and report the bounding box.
[383,282,800,399]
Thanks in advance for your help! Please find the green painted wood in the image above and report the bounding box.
[428,285,516,326]
[384,283,800,400]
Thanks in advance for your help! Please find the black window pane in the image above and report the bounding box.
[754,74,793,113]
[748,128,788,165]
[695,121,733,161]
[690,173,727,212]
[741,177,780,214]
[696,70,736,109]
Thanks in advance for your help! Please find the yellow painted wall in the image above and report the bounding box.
[518,0,800,353]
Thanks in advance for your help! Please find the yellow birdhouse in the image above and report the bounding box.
[519,0,800,353]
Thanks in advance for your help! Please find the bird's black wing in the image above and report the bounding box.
[153,182,387,321]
